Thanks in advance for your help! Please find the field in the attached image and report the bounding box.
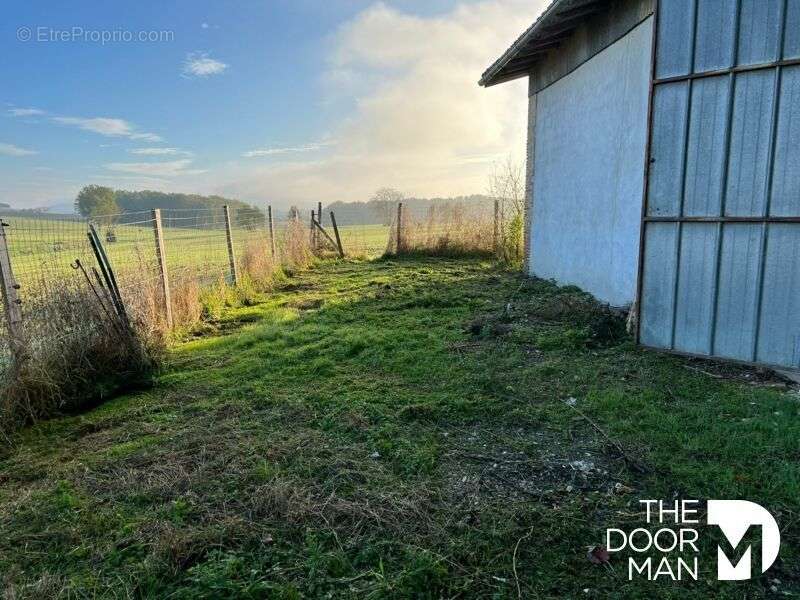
[1,256,798,598]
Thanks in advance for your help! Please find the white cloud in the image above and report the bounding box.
[130,147,191,156]
[201,23,209,29]
[8,107,45,117]
[0,142,37,156]
[211,0,543,204]
[130,132,164,142]
[182,52,228,78]
[52,116,163,142]
[105,159,205,177]
[243,142,331,158]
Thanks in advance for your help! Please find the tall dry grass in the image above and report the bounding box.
[386,204,494,257]
[0,282,159,439]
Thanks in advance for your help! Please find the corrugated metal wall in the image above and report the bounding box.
[638,0,800,369]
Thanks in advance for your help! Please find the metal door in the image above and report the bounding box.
[638,0,800,369]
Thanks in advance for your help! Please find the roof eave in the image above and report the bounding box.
[479,0,609,87]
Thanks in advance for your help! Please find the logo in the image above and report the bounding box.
[707,500,780,580]
[605,500,780,581]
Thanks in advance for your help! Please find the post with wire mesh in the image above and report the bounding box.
[396,202,404,254]
[223,205,238,285]
[0,219,26,367]
[267,205,276,258]
[151,209,173,329]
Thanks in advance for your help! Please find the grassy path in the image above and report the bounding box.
[1,257,798,598]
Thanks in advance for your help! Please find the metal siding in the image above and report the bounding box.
[684,76,731,216]
[713,224,763,360]
[640,223,678,348]
[756,225,800,367]
[640,0,800,370]
[673,224,719,354]
[785,0,800,59]
[647,81,689,216]
[694,0,737,72]
[656,0,695,78]
[771,65,800,216]
[725,69,777,216]
[737,0,782,65]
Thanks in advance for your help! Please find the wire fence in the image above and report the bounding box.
[0,200,507,380]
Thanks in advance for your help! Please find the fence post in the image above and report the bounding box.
[151,209,173,329]
[223,205,238,285]
[310,209,316,251]
[396,202,404,253]
[493,198,500,256]
[267,205,276,258]
[329,212,345,258]
[0,220,26,366]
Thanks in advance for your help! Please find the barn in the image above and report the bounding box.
[481,0,800,371]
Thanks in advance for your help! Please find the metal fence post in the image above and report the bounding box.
[223,205,238,285]
[396,202,404,253]
[329,212,345,258]
[151,209,173,329]
[267,205,276,258]
[0,220,26,366]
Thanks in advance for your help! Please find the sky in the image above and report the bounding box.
[1,0,546,211]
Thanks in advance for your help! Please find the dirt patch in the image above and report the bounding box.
[441,426,635,505]
[681,357,797,389]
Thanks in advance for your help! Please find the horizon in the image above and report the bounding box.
[1,0,544,213]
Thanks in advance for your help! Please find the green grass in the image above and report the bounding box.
[1,257,798,598]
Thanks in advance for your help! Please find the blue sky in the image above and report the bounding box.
[1,0,540,210]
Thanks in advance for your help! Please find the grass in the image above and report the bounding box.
[1,257,799,598]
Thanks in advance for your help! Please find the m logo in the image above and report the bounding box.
[707,500,780,580]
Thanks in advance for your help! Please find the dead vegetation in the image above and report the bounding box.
[386,204,495,257]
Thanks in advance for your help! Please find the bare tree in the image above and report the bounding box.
[369,187,404,225]
[487,157,525,263]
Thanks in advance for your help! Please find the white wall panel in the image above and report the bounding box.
[529,17,653,307]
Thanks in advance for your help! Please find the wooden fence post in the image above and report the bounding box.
[223,205,238,285]
[267,205,276,258]
[151,209,173,329]
[310,210,317,251]
[329,212,345,258]
[396,202,404,253]
[0,220,26,366]
[493,198,500,256]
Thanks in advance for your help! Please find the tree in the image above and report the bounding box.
[74,185,119,221]
[369,188,404,226]
[287,206,301,221]
[487,157,525,264]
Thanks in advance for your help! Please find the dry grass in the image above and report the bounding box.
[386,204,495,257]
[280,218,314,270]
[0,284,159,438]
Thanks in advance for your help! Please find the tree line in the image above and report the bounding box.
[75,186,264,228]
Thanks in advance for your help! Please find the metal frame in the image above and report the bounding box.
[634,0,796,368]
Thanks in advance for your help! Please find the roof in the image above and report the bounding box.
[479,0,611,87]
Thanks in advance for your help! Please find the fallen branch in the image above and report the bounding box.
[563,401,649,474]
